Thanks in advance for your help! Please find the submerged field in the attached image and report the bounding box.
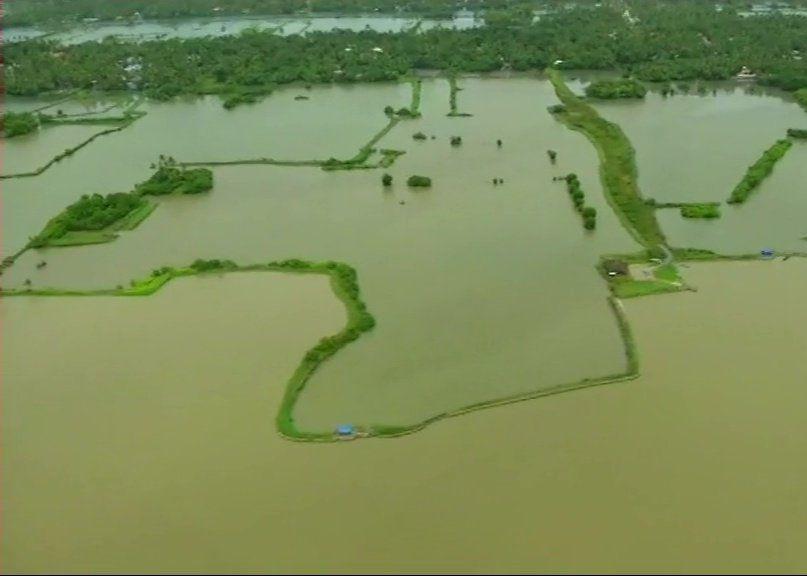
[3,73,807,570]
[3,260,807,572]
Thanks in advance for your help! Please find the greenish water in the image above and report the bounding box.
[3,261,807,572]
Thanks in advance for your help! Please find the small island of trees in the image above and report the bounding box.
[407,175,432,188]
[2,112,39,138]
[585,79,648,100]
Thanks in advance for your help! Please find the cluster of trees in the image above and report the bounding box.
[136,158,213,195]
[4,0,534,26]
[728,138,793,204]
[2,111,39,137]
[5,3,807,99]
[585,78,647,99]
[190,258,237,271]
[450,135,462,146]
[30,192,144,247]
[564,174,597,230]
[787,127,807,138]
[407,174,432,187]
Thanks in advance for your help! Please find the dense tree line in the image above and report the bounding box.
[1,112,40,137]
[585,78,647,99]
[5,3,807,98]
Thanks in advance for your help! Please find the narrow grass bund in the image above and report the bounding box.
[1,111,147,180]
[727,138,793,204]
[447,76,473,118]
[547,70,666,248]
[0,257,642,442]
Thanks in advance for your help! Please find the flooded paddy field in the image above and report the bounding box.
[3,261,807,572]
[3,73,807,571]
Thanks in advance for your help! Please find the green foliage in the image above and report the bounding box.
[680,203,721,219]
[222,92,258,110]
[136,159,213,196]
[563,173,598,231]
[450,135,463,146]
[549,71,665,248]
[382,173,393,186]
[190,258,236,272]
[727,139,793,204]
[787,128,807,139]
[7,5,807,103]
[585,79,647,100]
[30,192,144,247]
[412,131,427,140]
[2,111,39,137]
[795,89,807,111]
[407,175,432,187]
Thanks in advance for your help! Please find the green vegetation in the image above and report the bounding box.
[413,131,427,140]
[382,173,393,187]
[727,139,793,204]
[2,111,39,137]
[563,173,598,231]
[450,135,463,147]
[28,159,213,249]
[796,89,807,111]
[407,175,432,187]
[0,255,644,442]
[30,192,146,248]
[1,111,146,180]
[585,79,647,100]
[8,4,807,105]
[680,203,721,219]
[549,70,665,248]
[136,157,214,195]
[787,128,807,139]
[447,76,472,118]
[608,261,686,299]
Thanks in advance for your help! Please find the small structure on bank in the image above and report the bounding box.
[335,424,357,438]
[603,259,629,277]
[761,248,775,258]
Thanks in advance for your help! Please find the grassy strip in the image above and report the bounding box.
[727,139,793,204]
[38,114,136,126]
[447,76,473,118]
[408,78,422,118]
[612,279,683,299]
[0,113,146,180]
[46,231,119,247]
[181,158,325,168]
[0,259,377,442]
[112,201,158,231]
[0,258,642,443]
[547,69,666,248]
[680,203,721,219]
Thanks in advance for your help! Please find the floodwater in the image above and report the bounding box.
[4,76,807,571]
[589,84,807,253]
[3,260,807,572]
[2,77,638,430]
[4,13,480,46]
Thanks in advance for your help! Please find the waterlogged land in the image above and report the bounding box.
[3,72,807,569]
[3,77,639,432]
[3,260,807,572]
